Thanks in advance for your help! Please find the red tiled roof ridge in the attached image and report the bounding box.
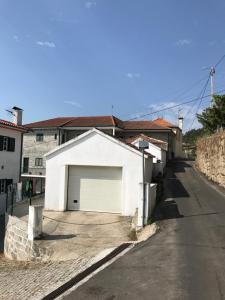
[126,134,168,144]
[0,119,27,131]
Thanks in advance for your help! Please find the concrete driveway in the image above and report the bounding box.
[36,211,132,261]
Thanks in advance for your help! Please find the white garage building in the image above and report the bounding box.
[45,129,154,226]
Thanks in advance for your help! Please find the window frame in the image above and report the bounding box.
[35,158,43,167]
[0,179,5,193]
[0,136,15,152]
[36,133,44,142]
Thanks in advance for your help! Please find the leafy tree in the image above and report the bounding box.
[197,94,225,133]
[183,128,205,145]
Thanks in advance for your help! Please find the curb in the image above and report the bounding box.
[41,222,159,300]
[41,243,131,300]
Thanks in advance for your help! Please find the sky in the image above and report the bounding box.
[0,0,225,131]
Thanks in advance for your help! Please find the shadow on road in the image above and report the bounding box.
[41,233,76,241]
[153,160,192,221]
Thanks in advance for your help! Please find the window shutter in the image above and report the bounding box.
[8,138,15,152]
[6,179,13,192]
[0,136,3,151]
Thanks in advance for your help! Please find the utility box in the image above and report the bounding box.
[138,140,149,150]
[28,205,43,241]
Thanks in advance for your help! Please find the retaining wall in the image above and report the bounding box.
[196,131,225,188]
[4,214,50,261]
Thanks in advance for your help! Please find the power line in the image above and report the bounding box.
[214,53,225,68]
[188,75,211,130]
[121,75,209,119]
[126,88,225,121]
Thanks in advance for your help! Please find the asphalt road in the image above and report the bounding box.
[64,161,225,300]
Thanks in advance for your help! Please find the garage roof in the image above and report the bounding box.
[45,128,154,159]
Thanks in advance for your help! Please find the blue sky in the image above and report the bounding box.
[0,0,225,131]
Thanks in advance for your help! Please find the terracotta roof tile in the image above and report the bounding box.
[152,118,177,128]
[0,119,27,132]
[125,134,168,151]
[123,120,169,130]
[25,116,124,129]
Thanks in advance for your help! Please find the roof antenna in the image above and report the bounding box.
[111,105,114,116]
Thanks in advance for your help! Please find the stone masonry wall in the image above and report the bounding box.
[196,131,225,188]
[4,214,50,261]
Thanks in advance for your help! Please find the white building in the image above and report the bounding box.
[126,134,168,176]
[0,107,26,214]
[45,129,154,227]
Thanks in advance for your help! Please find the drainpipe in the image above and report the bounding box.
[112,127,115,136]
[142,149,145,227]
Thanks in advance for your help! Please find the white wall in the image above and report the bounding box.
[45,131,153,217]
[0,128,22,214]
[132,139,167,176]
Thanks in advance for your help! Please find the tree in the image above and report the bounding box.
[183,128,204,145]
[197,94,225,133]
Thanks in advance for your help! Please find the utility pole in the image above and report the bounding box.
[111,105,114,116]
[210,67,215,104]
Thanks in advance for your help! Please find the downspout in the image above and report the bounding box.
[58,128,61,145]
[112,127,115,136]
[142,150,145,227]
[19,132,24,181]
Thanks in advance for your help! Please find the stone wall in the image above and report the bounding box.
[196,131,225,188]
[4,214,50,261]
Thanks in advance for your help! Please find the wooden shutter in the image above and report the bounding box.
[0,136,3,151]
[8,137,15,152]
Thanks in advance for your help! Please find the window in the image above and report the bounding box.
[36,133,44,142]
[54,133,57,140]
[23,157,29,173]
[35,158,43,167]
[8,137,15,152]
[6,179,13,193]
[0,136,15,152]
[0,179,5,193]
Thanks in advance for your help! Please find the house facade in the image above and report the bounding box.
[22,115,183,177]
[0,107,26,214]
[45,129,154,226]
[126,134,168,176]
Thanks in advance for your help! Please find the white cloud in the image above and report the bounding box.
[36,41,56,48]
[208,40,216,46]
[126,73,141,79]
[175,39,192,47]
[148,101,205,132]
[85,1,96,9]
[64,101,82,108]
[13,35,19,41]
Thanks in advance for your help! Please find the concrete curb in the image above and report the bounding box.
[41,243,132,300]
[41,222,159,300]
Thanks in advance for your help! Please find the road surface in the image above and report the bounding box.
[64,161,225,300]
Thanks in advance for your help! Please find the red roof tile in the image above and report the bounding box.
[123,120,169,130]
[152,118,177,128]
[0,119,27,132]
[25,116,124,129]
[125,134,168,151]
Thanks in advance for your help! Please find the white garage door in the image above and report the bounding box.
[67,166,122,213]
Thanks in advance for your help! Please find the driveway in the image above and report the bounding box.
[64,160,225,300]
[0,210,131,299]
[33,211,132,261]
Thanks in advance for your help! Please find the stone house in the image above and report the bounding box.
[22,115,183,180]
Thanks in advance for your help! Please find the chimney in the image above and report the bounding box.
[12,106,23,125]
[178,117,183,131]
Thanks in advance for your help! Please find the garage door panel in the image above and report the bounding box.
[80,178,121,213]
[68,166,122,213]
